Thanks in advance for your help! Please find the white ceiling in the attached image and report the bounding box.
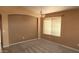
[23,6,78,15]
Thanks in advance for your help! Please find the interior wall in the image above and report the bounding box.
[0,15,2,52]
[0,7,39,48]
[38,17,42,39]
[0,7,39,17]
[41,8,79,49]
[2,14,9,47]
[8,14,38,44]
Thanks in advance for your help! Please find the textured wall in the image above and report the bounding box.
[2,14,9,47]
[41,9,79,49]
[8,14,38,44]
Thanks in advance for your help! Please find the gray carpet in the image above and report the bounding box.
[3,39,78,53]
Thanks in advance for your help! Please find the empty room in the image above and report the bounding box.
[0,6,79,53]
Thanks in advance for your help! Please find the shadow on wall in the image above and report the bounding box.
[42,9,79,50]
[8,14,38,44]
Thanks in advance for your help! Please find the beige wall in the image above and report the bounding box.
[0,7,39,17]
[38,17,41,39]
[8,14,38,44]
[41,9,79,49]
[0,15,2,52]
[0,7,39,47]
[2,13,9,47]
[0,29,1,52]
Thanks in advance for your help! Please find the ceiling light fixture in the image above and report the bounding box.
[40,7,45,18]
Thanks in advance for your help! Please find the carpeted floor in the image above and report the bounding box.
[3,39,78,53]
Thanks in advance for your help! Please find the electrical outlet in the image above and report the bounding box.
[77,44,79,46]
[22,36,25,39]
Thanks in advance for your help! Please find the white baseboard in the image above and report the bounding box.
[3,38,38,48]
[59,44,79,52]
[43,39,79,52]
[56,43,79,52]
[37,38,41,39]
[3,45,9,48]
[4,38,79,52]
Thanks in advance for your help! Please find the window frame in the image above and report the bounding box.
[43,16,62,37]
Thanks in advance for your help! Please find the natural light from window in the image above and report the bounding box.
[43,16,61,37]
[43,18,52,35]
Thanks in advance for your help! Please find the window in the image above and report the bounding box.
[43,16,61,37]
[43,18,52,35]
